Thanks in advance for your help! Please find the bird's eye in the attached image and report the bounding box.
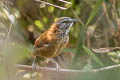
[62,22,66,24]
[63,21,67,23]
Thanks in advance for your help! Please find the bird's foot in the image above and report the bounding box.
[49,58,60,72]
[32,63,36,71]
[32,56,37,71]
[56,63,60,72]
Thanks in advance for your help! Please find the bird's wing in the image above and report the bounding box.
[33,37,61,57]
[34,31,51,48]
[33,30,62,57]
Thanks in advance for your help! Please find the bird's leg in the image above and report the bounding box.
[49,58,60,72]
[32,55,37,71]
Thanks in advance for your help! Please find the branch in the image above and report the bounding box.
[35,0,67,10]
[16,64,120,73]
[92,47,120,54]
[16,64,82,73]
[16,64,120,80]
[58,0,72,4]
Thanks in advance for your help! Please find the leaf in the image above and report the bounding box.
[82,45,104,67]
[70,0,75,6]
[3,43,31,64]
[43,17,48,23]
[73,25,87,64]
[86,0,104,25]
[34,20,43,30]
[63,48,77,53]
[48,6,54,13]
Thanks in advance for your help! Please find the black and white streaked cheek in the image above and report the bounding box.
[69,22,74,28]
[61,23,67,29]
[65,22,73,35]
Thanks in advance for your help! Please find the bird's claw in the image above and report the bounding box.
[32,63,36,71]
[56,64,60,72]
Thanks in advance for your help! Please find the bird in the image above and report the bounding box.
[32,17,77,71]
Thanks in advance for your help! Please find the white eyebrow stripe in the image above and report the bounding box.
[57,19,68,24]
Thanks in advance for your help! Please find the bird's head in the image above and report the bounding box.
[54,17,78,35]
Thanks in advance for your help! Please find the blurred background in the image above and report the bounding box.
[0,0,120,80]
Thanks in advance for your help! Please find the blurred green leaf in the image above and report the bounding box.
[70,0,75,7]
[0,43,31,80]
[48,6,54,13]
[34,20,43,30]
[54,17,58,22]
[64,4,72,8]
[73,25,87,64]
[3,43,31,64]
[73,47,85,64]
[86,0,104,25]
[17,0,28,8]
[108,52,118,57]
[77,26,87,46]
[82,45,104,67]
[43,17,48,23]
[63,48,77,53]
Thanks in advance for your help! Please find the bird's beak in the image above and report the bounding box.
[68,18,80,22]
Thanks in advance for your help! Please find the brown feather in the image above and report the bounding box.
[33,23,68,58]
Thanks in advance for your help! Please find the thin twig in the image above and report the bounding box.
[92,47,120,54]
[71,8,87,28]
[93,64,120,72]
[6,22,12,42]
[0,1,10,11]
[35,0,67,10]
[16,64,81,73]
[58,0,72,4]
[95,5,111,25]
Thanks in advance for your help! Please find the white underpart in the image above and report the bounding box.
[43,44,49,47]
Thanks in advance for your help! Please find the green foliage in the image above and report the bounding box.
[86,0,104,25]
[16,0,28,8]
[34,20,44,30]
[82,45,104,67]
[63,48,77,54]
[43,17,48,23]
[70,0,75,7]
[0,43,31,80]
[2,43,31,64]
[48,6,54,13]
